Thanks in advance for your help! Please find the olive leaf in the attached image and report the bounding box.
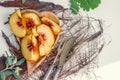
[1,52,25,80]
[0,70,14,80]
[15,58,25,66]
[5,56,14,67]
[0,70,22,80]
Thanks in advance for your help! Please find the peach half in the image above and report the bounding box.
[21,9,59,24]
[22,12,41,36]
[9,9,26,37]
[37,24,55,56]
[21,35,40,62]
[41,17,61,35]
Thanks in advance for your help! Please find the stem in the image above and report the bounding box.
[0,64,15,73]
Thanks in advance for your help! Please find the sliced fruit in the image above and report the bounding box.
[39,11,59,24]
[37,24,55,47]
[9,9,26,37]
[22,12,41,36]
[21,35,40,62]
[41,17,61,35]
[21,9,59,24]
[39,42,51,56]
[9,9,61,74]
[37,24,55,56]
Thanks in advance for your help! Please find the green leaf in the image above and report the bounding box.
[21,0,26,3]
[16,58,25,66]
[5,56,14,67]
[0,72,6,80]
[0,70,21,80]
[0,70,13,80]
[70,0,79,14]
[70,0,101,14]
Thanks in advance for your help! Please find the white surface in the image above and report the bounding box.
[95,61,120,80]
[0,0,120,80]
[67,61,120,80]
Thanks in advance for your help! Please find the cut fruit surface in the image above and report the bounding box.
[21,35,40,62]
[39,42,51,56]
[37,24,55,56]
[41,17,61,35]
[22,12,41,36]
[39,11,59,24]
[21,9,59,24]
[9,9,26,37]
[37,24,55,47]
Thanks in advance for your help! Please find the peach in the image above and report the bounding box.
[9,9,26,37]
[22,12,41,36]
[21,9,59,24]
[41,17,61,35]
[37,24,55,56]
[21,35,40,62]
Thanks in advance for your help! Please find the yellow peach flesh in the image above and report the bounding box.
[9,9,26,37]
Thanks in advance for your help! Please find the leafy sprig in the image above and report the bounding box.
[0,52,25,80]
[70,0,101,14]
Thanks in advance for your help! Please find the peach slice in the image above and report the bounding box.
[22,12,41,36]
[21,35,40,62]
[9,9,26,37]
[39,11,59,24]
[21,9,59,24]
[37,24,55,56]
[41,17,61,35]
[39,42,51,56]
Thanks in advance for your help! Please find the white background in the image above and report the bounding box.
[0,0,120,80]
